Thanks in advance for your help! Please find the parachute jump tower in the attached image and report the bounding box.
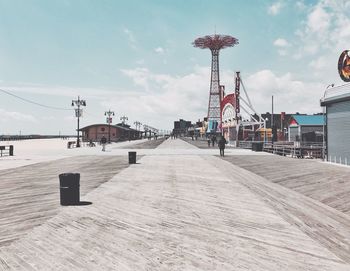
[193,34,239,131]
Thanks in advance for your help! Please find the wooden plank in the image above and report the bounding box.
[0,155,130,247]
[0,140,349,270]
[221,155,350,215]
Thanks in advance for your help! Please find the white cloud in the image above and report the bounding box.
[292,0,350,82]
[154,47,165,54]
[0,108,37,123]
[268,2,282,15]
[123,27,137,49]
[116,66,325,127]
[104,66,214,127]
[41,116,55,121]
[309,56,328,70]
[273,38,289,47]
[273,39,289,56]
[0,83,116,100]
[120,67,173,92]
[120,67,151,91]
[244,70,324,114]
[136,59,145,65]
[296,1,307,10]
[277,49,288,56]
[307,5,331,33]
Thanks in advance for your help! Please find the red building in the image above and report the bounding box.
[80,124,141,142]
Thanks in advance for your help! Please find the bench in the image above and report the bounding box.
[0,145,14,157]
[88,141,96,147]
[67,141,76,149]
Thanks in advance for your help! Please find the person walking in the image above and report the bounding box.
[101,135,107,151]
[218,136,227,157]
[211,135,216,147]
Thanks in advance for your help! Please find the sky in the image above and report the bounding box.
[0,0,349,135]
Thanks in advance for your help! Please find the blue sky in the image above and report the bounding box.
[0,0,348,134]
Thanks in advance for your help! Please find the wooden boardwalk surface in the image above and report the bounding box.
[221,155,350,215]
[0,139,350,270]
[0,155,130,248]
[120,138,166,149]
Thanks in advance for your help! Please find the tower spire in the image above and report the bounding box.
[193,34,239,132]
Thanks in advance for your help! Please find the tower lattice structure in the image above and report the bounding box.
[193,34,238,129]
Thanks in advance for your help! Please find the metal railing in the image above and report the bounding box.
[263,142,324,159]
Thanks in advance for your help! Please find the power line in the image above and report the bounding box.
[0,88,73,111]
[83,110,102,119]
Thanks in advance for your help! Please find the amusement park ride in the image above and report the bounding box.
[193,34,265,144]
[193,34,238,130]
[232,72,265,142]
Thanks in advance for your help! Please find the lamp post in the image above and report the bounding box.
[104,109,115,143]
[134,121,142,130]
[120,115,128,125]
[71,96,86,147]
[143,124,149,139]
[134,121,142,139]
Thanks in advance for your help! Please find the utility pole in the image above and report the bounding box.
[104,109,115,143]
[271,95,274,128]
[271,95,274,144]
[71,96,86,147]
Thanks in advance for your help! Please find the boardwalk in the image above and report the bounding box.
[0,155,131,247]
[222,155,350,214]
[0,139,350,270]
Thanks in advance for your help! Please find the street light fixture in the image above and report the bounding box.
[71,96,86,147]
[104,109,115,143]
[134,121,142,130]
[120,115,128,125]
[134,121,142,139]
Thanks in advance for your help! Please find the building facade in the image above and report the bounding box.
[80,124,141,142]
[173,119,192,137]
[321,84,350,165]
[288,114,324,143]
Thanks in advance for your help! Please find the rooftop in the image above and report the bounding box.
[321,83,350,105]
[291,114,325,126]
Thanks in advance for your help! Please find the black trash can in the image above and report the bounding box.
[252,142,263,152]
[128,151,136,164]
[59,173,80,206]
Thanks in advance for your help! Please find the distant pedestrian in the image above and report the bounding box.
[218,136,227,157]
[211,135,216,147]
[100,136,107,151]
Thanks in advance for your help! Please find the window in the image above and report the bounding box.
[101,127,105,132]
